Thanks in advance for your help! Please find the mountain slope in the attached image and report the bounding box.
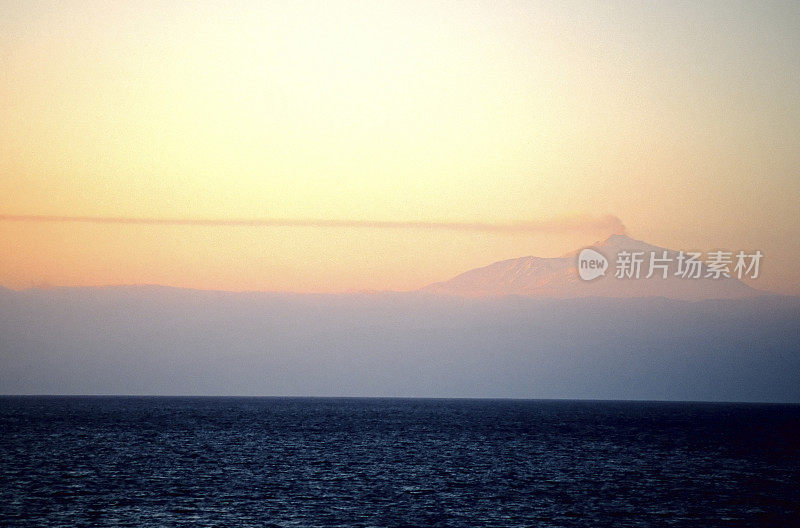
[422,234,762,300]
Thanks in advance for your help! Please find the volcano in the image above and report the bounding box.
[421,234,762,300]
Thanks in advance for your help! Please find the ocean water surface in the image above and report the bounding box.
[1,397,799,527]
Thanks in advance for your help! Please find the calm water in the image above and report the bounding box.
[1,397,799,527]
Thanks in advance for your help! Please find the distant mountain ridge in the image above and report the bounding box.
[0,235,771,301]
[421,234,762,301]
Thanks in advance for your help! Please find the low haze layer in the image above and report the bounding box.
[1,286,798,401]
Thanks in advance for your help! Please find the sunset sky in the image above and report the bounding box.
[2,0,799,294]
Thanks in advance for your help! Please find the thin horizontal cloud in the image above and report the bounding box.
[0,214,626,235]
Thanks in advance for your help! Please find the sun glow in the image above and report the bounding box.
[2,1,799,293]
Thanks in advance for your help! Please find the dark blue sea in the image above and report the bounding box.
[1,397,799,527]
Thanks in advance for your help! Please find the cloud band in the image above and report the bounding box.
[0,214,626,234]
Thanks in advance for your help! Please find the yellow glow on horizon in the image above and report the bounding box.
[2,1,799,294]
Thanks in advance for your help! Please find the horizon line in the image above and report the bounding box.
[0,394,794,405]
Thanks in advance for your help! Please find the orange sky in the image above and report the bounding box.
[2,1,799,294]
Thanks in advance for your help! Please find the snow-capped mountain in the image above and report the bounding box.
[421,234,762,300]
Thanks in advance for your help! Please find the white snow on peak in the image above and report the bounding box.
[422,234,763,300]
